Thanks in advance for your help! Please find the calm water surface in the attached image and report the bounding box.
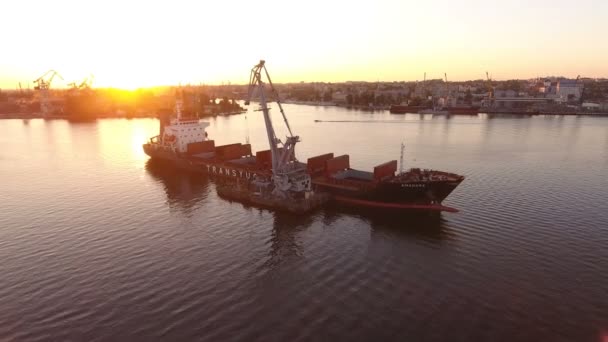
[1,106,608,341]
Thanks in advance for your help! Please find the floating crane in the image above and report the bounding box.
[34,70,63,116]
[244,60,311,197]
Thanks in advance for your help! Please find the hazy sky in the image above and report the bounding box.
[1,0,607,89]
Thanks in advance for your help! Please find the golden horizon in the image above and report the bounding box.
[2,0,607,90]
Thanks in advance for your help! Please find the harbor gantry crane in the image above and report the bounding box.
[34,70,63,91]
[244,60,311,197]
[68,74,94,90]
[444,72,450,106]
[485,71,494,107]
[34,70,63,116]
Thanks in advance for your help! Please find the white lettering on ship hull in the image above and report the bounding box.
[401,184,426,188]
[206,164,257,180]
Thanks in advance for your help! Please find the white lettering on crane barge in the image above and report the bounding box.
[206,165,257,179]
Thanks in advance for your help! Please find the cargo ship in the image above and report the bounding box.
[143,94,271,182]
[424,106,479,115]
[305,151,463,212]
[144,61,464,213]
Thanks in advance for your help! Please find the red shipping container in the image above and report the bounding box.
[256,149,272,168]
[373,160,397,180]
[186,140,215,155]
[325,155,350,175]
[307,153,334,175]
[215,143,242,160]
[240,144,252,157]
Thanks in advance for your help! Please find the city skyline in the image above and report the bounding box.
[2,0,607,89]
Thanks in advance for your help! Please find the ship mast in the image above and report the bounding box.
[399,142,405,174]
[175,89,183,120]
[444,72,449,107]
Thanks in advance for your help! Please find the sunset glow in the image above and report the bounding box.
[2,0,607,89]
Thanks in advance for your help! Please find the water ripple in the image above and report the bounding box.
[1,114,608,341]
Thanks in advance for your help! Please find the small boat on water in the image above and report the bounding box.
[389,104,429,114]
[445,106,480,115]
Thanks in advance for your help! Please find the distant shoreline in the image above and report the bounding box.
[0,110,247,120]
[2,109,608,120]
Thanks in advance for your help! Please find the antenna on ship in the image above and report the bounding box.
[399,141,405,174]
[175,85,183,120]
[245,109,250,144]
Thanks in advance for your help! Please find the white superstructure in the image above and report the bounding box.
[150,96,210,153]
[162,118,209,153]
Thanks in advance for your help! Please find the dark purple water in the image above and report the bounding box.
[1,106,608,341]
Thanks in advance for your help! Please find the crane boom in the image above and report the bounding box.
[34,70,63,90]
[244,60,310,196]
[69,74,95,90]
[245,60,301,173]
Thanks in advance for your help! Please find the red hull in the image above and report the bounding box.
[389,105,428,114]
[334,196,459,213]
[446,107,479,115]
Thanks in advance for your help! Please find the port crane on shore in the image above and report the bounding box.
[444,73,451,107]
[68,74,94,90]
[244,60,311,197]
[34,70,63,91]
[485,72,494,107]
[33,70,63,116]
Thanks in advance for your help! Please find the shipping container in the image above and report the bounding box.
[307,153,334,175]
[373,160,397,181]
[215,143,242,160]
[256,149,272,168]
[325,155,350,175]
[255,148,291,168]
[186,140,215,155]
